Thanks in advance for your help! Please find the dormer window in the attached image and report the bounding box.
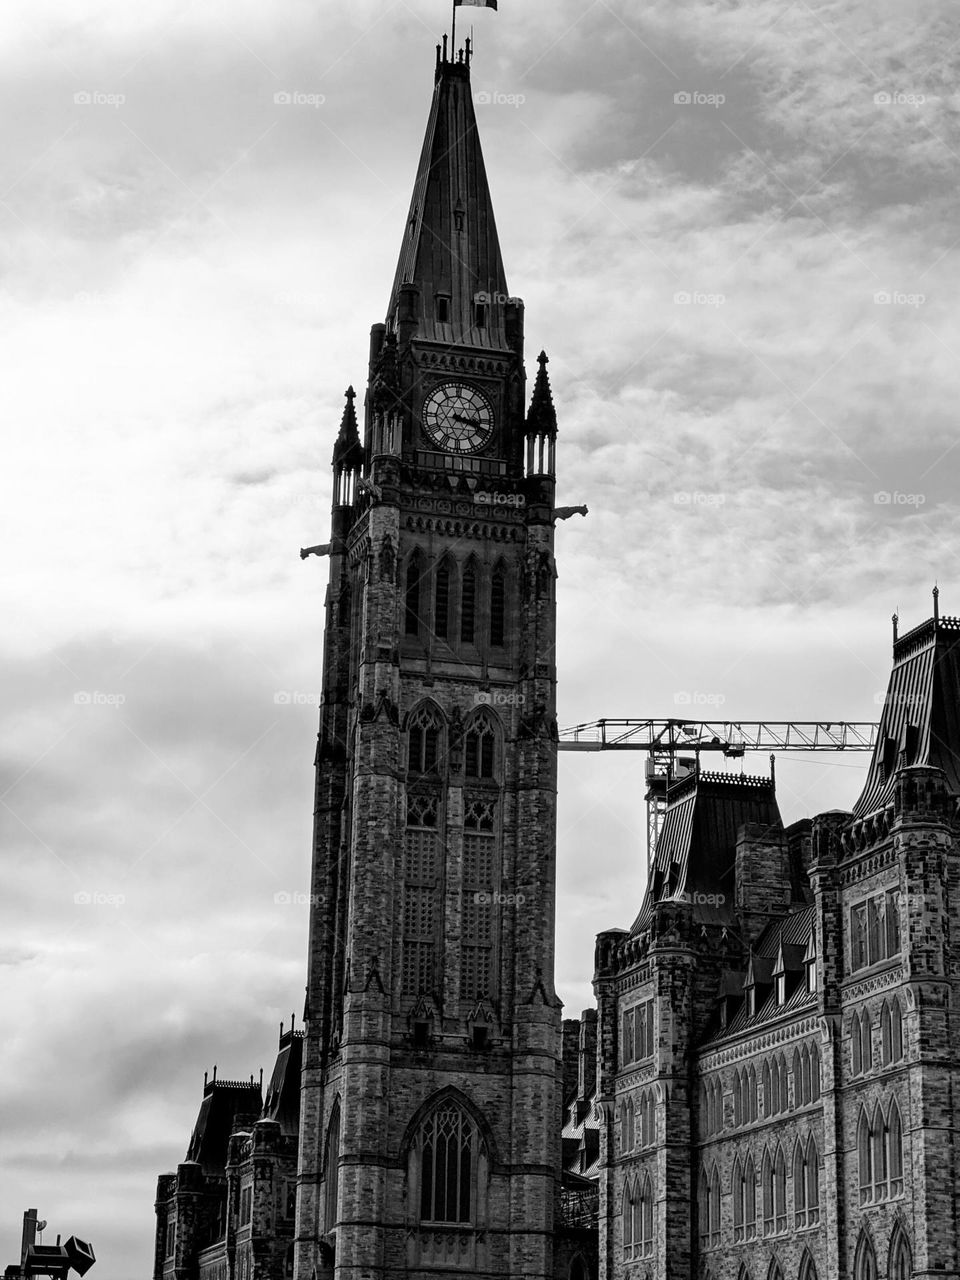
[775,972,786,1005]
[804,931,818,993]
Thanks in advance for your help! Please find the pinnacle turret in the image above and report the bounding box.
[332,386,360,464]
[526,351,557,438]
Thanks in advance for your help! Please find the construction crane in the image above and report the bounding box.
[557,719,880,866]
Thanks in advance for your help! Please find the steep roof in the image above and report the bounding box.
[262,1031,303,1137]
[185,1079,263,1176]
[853,605,960,818]
[632,768,783,933]
[387,50,510,350]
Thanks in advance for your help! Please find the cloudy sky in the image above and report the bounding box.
[2,0,958,1274]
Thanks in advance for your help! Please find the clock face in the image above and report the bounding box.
[422,382,494,454]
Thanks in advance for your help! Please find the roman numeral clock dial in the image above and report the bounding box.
[422,381,494,453]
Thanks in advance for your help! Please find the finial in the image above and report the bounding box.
[204,1070,208,1088]
[259,1067,263,1090]
[280,1020,284,1038]
[933,583,940,624]
[892,611,899,643]
[291,1011,296,1031]
[212,1063,217,1082]
[345,385,355,402]
[442,33,448,62]
[770,753,776,785]
[538,350,548,367]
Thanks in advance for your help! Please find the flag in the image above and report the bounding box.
[455,0,497,8]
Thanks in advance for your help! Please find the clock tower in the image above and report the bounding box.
[295,38,562,1280]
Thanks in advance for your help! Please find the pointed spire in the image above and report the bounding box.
[332,386,361,465]
[526,351,557,437]
[387,55,510,348]
[933,583,940,625]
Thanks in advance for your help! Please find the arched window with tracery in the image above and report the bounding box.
[418,1102,482,1224]
[323,1100,341,1232]
[461,795,497,1000]
[622,1178,639,1260]
[464,712,497,780]
[882,997,904,1065]
[888,1224,912,1280]
[401,774,441,998]
[407,703,443,775]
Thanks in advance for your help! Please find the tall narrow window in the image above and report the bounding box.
[323,1101,341,1231]
[888,1225,911,1280]
[434,560,450,641]
[622,1180,637,1260]
[774,1145,786,1233]
[799,1252,819,1280]
[810,1042,820,1101]
[408,704,443,775]
[639,1175,654,1256]
[461,799,496,999]
[436,294,450,324]
[888,1098,904,1196]
[763,1062,773,1119]
[709,1167,721,1246]
[851,1013,863,1076]
[733,1157,744,1242]
[891,997,903,1061]
[858,1108,873,1204]
[744,1155,757,1238]
[762,1150,774,1236]
[793,1139,807,1229]
[460,562,477,643]
[402,793,440,997]
[806,1136,820,1224]
[464,715,496,779]
[405,550,422,637]
[419,1103,479,1224]
[698,1172,710,1248]
[861,1010,872,1073]
[490,564,506,647]
[747,1066,758,1123]
[854,1231,877,1280]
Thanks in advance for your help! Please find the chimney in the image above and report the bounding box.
[578,1008,598,1100]
[561,1020,580,1103]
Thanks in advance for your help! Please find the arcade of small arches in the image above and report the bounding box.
[403,549,512,652]
[696,1133,820,1251]
[699,1041,821,1136]
[850,996,905,1077]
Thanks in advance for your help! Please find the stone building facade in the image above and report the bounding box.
[594,604,960,1280]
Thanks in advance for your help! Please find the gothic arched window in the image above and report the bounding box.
[888,1098,904,1196]
[460,561,477,644]
[620,1097,635,1153]
[888,1224,912,1280]
[407,703,443,775]
[798,1250,819,1280]
[323,1100,341,1232]
[639,1174,654,1256]
[405,549,423,637]
[747,1066,758,1123]
[464,712,497,780]
[418,1103,480,1224]
[857,1107,873,1204]
[433,558,452,641]
[490,561,506,648]
[732,1156,744,1241]
[744,1154,757,1238]
[853,1230,877,1280]
[709,1166,721,1246]
[622,1178,638,1260]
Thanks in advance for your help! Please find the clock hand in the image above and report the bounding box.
[452,413,479,425]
